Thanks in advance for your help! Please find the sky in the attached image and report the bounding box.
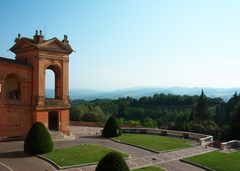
[1,0,240,90]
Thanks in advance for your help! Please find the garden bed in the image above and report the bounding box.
[185,150,240,171]
[112,133,192,152]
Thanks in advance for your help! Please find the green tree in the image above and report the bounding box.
[142,117,156,128]
[193,90,210,123]
[102,116,122,138]
[96,152,129,171]
[24,122,53,154]
[230,104,240,140]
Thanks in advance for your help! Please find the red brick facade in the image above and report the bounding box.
[0,31,73,138]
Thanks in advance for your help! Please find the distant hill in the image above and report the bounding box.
[45,87,240,101]
[46,87,240,101]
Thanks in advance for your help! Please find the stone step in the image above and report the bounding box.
[49,131,75,141]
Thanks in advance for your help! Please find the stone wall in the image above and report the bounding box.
[221,140,240,150]
[70,121,104,127]
[0,59,33,139]
[0,106,32,139]
[122,127,213,146]
[69,121,213,146]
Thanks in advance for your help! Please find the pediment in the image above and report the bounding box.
[10,36,73,54]
[36,38,73,53]
[10,38,34,52]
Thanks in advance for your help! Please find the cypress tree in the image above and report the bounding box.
[194,90,210,123]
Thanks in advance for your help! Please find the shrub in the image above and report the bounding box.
[140,129,147,134]
[95,152,129,171]
[182,133,190,139]
[24,122,53,154]
[161,130,167,136]
[102,116,122,138]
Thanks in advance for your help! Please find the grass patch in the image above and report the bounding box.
[42,144,128,167]
[185,151,240,171]
[113,133,191,152]
[134,166,164,171]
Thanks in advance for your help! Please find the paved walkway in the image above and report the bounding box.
[0,126,216,171]
[68,145,215,171]
[0,162,12,171]
[157,160,205,171]
[127,145,214,170]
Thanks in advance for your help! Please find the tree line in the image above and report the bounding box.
[70,91,240,140]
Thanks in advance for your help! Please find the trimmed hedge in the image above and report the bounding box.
[24,122,53,154]
[102,116,122,138]
[161,130,167,136]
[95,151,129,171]
[182,133,190,139]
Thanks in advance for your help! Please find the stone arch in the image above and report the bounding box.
[48,111,59,131]
[45,64,62,99]
[4,73,21,101]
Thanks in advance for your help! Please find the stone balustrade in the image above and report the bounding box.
[69,121,214,146]
[221,140,240,150]
[122,127,213,146]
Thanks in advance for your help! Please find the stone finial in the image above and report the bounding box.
[64,35,68,41]
[62,35,69,44]
[15,33,21,42]
[34,30,44,43]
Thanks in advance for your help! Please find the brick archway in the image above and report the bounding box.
[4,73,21,101]
[0,31,73,138]
[48,111,59,131]
[45,64,62,99]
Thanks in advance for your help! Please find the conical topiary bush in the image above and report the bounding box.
[24,122,53,154]
[102,116,122,138]
[95,151,129,171]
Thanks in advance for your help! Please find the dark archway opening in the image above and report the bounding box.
[4,73,21,101]
[48,111,59,131]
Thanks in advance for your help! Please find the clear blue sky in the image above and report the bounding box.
[1,0,240,90]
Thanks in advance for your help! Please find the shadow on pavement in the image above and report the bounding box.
[0,151,33,159]
[79,135,104,139]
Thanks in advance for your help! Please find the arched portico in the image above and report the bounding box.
[45,64,62,99]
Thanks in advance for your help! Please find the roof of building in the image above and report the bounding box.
[0,56,32,67]
[10,32,73,53]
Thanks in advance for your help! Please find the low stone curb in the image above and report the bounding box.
[37,145,131,170]
[130,164,168,171]
[37,155,98,170]
[180,159,215,171]
[110,138,159,154]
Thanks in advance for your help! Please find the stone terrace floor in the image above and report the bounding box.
[0,126,216,171]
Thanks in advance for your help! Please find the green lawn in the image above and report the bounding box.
[185,151,240,171]
[42,144,128,167]
[113,134,191,152]
[133,166,164,171]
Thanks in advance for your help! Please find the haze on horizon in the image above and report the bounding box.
[1,0,240,91]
